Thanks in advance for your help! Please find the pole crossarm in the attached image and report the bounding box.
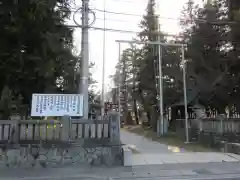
[115,40,187,47]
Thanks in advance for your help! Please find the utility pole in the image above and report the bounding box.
[101,0,106,119]
[158,25,164,136]
[181,45,189,143]
[117,43,121,117]
[80,0,89,119]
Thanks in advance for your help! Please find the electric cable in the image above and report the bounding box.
[70,6,211,23]
[95,17,138,23]
[71,7,162,18]
[68,3,237,39]
[93,8,160,17]
[69,6,182,37]
[66,25,183,37]
[69,3,239,27]
[93,8,238,25]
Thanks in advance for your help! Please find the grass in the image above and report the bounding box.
[124,125,217,152]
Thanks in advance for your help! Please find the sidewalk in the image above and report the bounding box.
[120,129,240,165]
[120,129,182,153]
[131,152,240,165]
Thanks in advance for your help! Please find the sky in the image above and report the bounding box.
[68,0,204,93]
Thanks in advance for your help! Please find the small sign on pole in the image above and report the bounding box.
[30,94,83,117]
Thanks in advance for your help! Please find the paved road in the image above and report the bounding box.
[1,162,240,180]
[3,177,238,180]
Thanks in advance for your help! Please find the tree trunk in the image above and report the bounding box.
[151,106,158,132]
[133,99,139,124]
[132,70,139,124]
[0,85,12,120]
[137,86,150,125]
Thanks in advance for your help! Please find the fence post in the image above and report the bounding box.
[199,118,203,131]
[60,115,71,141]
[218,114,226,134]
[109,111,120,144]
[10,114,21,144]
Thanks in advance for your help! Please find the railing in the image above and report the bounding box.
[71,119,110,139]
[0,112,120,147]
[199,117,240,134]
[183,117,240,150]
[0,120,62,143]
[0,120,109,141]
[175,117,240,134]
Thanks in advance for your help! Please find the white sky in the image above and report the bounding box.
[69,0,204,92]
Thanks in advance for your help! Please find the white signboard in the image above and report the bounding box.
[30,94,83,117]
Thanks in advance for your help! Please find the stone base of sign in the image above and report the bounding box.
[122,145,132,166]
[0,146,123,169]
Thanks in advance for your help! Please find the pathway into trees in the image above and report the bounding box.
[121,130,240,165]
[121,129,175,154]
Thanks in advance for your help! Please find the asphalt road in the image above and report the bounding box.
[1,162,240,180]
[2,176,240,180]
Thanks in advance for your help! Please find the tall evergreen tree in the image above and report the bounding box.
[180,0,228,112]
[0,0,78,117]
[137,0,160,129]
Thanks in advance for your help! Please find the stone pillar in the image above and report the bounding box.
[108,111,122,165]
[109,111,120,144]
[60,115,71,141]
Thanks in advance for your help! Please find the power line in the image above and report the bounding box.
[95,17,139,23]
[95,17,177,26]
[67,24,182,37]
[70,1,240,29]
[70,3,178,21]
[70,4,221,38]
[71,7,147,17]
[68,7,182,37]
[93,8,234,24]
[69,6,232,38]
[72,7,186,22]
[71,6,239,25]
[72,7,180,21]
[94,8,159,17]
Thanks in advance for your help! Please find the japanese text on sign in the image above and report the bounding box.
[30,94,83,116]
